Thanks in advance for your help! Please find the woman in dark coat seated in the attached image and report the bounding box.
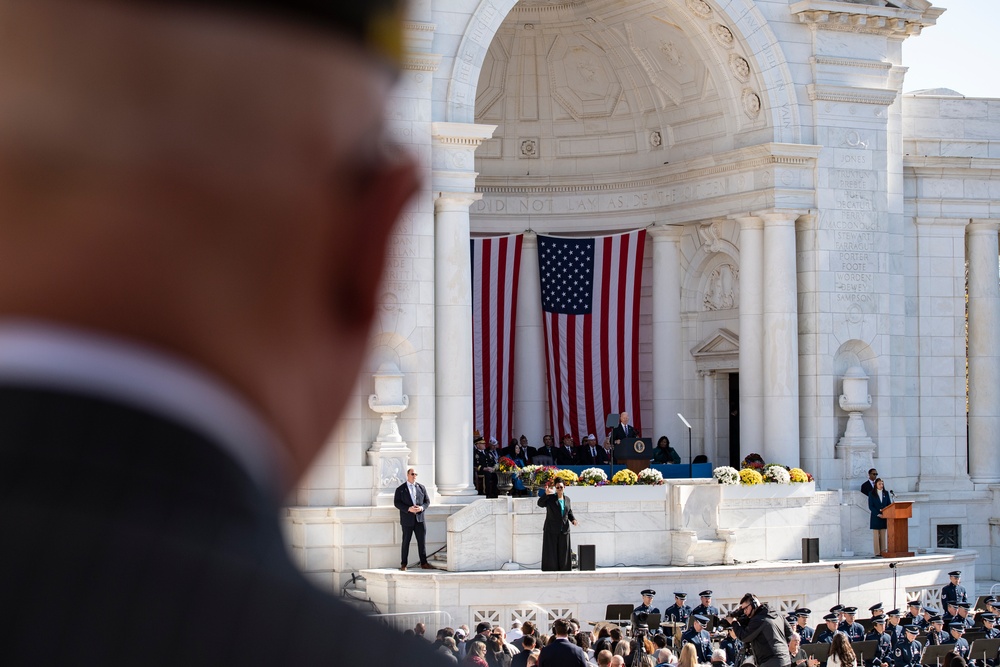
[652,436,681,464]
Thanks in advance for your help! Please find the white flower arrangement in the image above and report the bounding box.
[637,468,664,485]
[763,464,791,484]
[579,467,608,486]
[713,466,740,485]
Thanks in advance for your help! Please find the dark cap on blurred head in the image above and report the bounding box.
[143,0,407,65]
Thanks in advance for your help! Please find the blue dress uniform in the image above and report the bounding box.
[795,609,814,644]
[632,589,660,632]
[721,634,744,666]
[955,603,975,628]
[886,618,906,648]
[664,593,692,626]
[942,571,968,606]
[840,608,866,643]
[893,627,923,667]
[923,624,947,647]
[865,626,893,667]
[692,590,719,621]
[682,616,714,664]
[942,624,970,660]
[980,614,1000,639]
[816,614,839,644]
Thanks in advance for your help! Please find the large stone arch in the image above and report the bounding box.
[442,0,802,144]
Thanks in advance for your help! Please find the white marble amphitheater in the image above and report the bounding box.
[282,0,1000,629]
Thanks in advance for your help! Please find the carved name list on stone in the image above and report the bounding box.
[384,232,418,302]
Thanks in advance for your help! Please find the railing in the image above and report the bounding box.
[370,610,456,634]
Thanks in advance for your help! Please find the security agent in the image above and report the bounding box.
[692,590,720,619]
[725,593,794,667]
[942,623,970,660]
[681,614,714,663]
[942,571,968,606]
[633,589,661,630]
[795,609,814,644]
[815,614,839,644]
[839,607,866,642]
[865,617,893,667]
[893,625,923,667]
[664,592,693,626]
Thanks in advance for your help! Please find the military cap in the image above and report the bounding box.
[904,625,920,634]
[693,614,710,625]
[843,607,858,615]
[700,590,713,597]
[641,589,656,597]
[949,623,965,631]
[674,592,688,599]
[823,613,838,622]
[923,606,940,615]
[869,603,884,613]
[796,608,812,617]
[949,570,962,577]
[982,613,997,622]
[830,605,844,613]
[957,602,972,610]
[873,617,886,625]
[907,600,921,608]
[929,615,943,624]
[947,600,959,608]
[887,609,901,618]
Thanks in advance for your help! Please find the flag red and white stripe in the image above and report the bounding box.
[471,234,523,447]
[538,230,646,441]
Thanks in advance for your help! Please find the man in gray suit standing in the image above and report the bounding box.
[395,469,436,570]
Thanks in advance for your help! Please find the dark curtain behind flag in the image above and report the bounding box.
[471,234,523,447]
[537,230,646,442]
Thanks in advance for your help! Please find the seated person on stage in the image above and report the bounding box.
[941,623,970,661]
[664,593,692,627]
[633,589,661,630]
[692,455,709,464]
[652,436,681,465]
[816,613,839,644]
[865,617,892,667]
[795,609,814,644]
[555,434,576,465]
[918,606,940,630]
[954,603,974,629]
[691,591,719,624]
[602,437,615,464]
[719,622,743,667]
[979,612,1000,638]
[885,610,905,648]
[944,601,959,625]
[892,625,922,667]
[839,607,865,642]
[901,601,922,627]
[680,615,713,664]
[534,435,557,464]
[869,603,886,622]
[580,434,607,465]
[924,616,947,646]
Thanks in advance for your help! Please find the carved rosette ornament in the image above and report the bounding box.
[730,54,750,83]
[686,0,713,19]
[742,89,761,119]
[711,24,734,48]
[520,138,539,158]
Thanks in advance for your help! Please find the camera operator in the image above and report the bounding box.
[725,593,794,667]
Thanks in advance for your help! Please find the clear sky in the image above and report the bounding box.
[902,0,1000,98]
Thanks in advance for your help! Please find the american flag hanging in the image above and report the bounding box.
[537,230,646,441]
[471,234,523,447]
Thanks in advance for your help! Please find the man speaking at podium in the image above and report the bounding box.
[612,411,639,445]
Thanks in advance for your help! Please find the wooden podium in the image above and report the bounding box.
[881,502,914,558]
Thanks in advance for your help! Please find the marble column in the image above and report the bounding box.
[761,211,800,467]
[431,122,496,496]
[967,220,1000,485]
[736,216,764,455]
[512,232,548,445]
[649,225,684,449]
[702,371,716,461]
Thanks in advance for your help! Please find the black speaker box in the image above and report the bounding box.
[579,544,596,570]
[802,537,819,564]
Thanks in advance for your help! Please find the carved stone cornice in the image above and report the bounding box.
[431,122,497,148]
[403,53,442,72]
[807,84,897,106]
[790,0,944,37]
[812,56,893,71]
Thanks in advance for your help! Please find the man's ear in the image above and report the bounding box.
[330,157,420,332]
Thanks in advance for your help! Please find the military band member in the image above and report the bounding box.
[840,607,866,643]
[865,617,893,667]
[924,616,947,647]
[886,609,906,648]
[942,571,968,607]
[815,614,839,644]
[893,625,922,667]
[664,592,692,626]
[942,623,970,660]
[633,589,661,630]
[979,613,1000,639]
[831,605,846,625]
[902,601,922,626]
[870,603,886,622]
[692,591,719,620]
[919,606,940,630]
[682,615,714,664]
[943,601,959,626]
[796,609,815,644]
[720,623,744,667]
[955,602,975,629]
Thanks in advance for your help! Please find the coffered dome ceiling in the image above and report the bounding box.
[474,0,769,179]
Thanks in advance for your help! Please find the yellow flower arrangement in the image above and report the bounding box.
[739,468,764,485]
[554,469,579,485]
[789,468,809,483]
[611,469,638,485]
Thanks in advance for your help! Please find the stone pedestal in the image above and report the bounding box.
[366,362,412,506]
[836,366,876,479]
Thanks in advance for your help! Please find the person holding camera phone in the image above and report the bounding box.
[537,480,577,571]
